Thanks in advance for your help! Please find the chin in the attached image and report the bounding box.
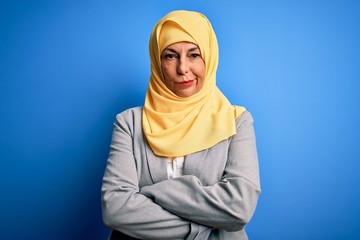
[177,91,197,98]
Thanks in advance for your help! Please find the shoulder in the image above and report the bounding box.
[115,106,143,120]
[114,106,143,130]
[235,110,254,128]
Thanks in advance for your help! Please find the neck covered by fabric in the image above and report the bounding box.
[142,10,245,157]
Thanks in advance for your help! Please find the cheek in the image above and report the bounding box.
[161,63,172,80]
[160,65,169,81]
[195,62,206,79]
[161,64,176,89]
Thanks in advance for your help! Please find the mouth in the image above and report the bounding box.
[177,80,195,87]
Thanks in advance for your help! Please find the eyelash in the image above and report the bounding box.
[163,53,201,59]
[164,54,176,59]
[191,53,200,58]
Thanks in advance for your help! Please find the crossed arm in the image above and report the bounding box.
[101,111,260,239]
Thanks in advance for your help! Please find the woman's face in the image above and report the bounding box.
[160,42,205,97]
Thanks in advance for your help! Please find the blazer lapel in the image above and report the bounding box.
[184,149,208,178]
[144,139,168,184]
[143,137,209,184]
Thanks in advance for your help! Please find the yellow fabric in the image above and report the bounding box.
[142,10,245,157]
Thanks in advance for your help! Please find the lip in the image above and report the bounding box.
[178,80,194,87]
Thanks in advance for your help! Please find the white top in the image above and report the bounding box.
[166,156,185,179]
[167,155,211,239]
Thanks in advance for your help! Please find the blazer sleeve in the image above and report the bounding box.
[101,111,201,240]
[140,111,261,232]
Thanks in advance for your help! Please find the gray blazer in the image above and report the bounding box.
[101,107,260,240]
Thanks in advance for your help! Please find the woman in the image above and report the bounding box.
[102,10,260,240]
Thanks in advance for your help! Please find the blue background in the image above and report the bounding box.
[1,0,359,239]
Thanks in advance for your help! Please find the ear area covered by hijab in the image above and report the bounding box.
[142,10,245,157]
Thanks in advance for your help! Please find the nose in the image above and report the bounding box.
[177,57,189,74]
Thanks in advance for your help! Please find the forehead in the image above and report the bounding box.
[162,42,199,51]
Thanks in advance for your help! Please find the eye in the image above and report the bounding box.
[164,53,177,59]
[191,53,201,59]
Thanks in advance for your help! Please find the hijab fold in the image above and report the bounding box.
[142,10,245,157]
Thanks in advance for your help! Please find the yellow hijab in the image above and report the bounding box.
[142,10,245,157]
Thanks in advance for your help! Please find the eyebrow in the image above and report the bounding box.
[163,47,200,54]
